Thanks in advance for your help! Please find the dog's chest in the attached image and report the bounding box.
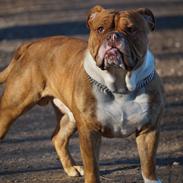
[94,90,150,137]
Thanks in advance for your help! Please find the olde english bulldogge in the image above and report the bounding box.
[0,5,164,183]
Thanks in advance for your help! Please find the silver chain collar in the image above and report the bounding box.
[87,70,155,95]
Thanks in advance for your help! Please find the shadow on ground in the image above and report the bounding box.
[0,15,183,41]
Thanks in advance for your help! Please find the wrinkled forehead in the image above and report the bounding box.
[88,10,116,30]
[115,10,146,29]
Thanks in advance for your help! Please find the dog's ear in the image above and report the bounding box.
[136,8,155,31]
[87,5,104,28]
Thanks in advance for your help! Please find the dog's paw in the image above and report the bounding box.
[65,166,84,177]
[74,166,84,176]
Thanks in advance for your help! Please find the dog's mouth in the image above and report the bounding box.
[103,47,125,70]
[97,36,135,71]
[98,46,132,70]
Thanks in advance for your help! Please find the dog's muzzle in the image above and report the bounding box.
[98,32,134,70]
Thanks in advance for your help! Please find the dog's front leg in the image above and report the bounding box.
[78,125,101,183]
[136,128,162,183]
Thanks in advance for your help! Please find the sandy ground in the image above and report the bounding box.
[0,0,183,183]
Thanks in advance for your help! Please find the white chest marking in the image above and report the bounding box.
[95,91,150,137]
[84,49,154,137]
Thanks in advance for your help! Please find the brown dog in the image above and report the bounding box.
[0,5,164,183]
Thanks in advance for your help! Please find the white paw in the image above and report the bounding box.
[65,166,84,177]
[74,166,84,176]
[144,178,162,183]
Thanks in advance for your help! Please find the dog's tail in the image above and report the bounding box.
[0,51,18,84]
[0,44,26,84]
[0,61,15,84]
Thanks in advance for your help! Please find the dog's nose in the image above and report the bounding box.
[107,32,121,42]
[111,33,117,41]
[113,32,121,41]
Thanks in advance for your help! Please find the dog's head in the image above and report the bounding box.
[87,6,155,71]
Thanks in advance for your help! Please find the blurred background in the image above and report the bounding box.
[0,0,182,182]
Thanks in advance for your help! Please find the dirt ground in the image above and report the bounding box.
[0,0,183,183]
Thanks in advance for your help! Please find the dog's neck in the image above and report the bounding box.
[84,49,155,94]
[125,50,155,91]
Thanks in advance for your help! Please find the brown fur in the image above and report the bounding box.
[0,6,164,183]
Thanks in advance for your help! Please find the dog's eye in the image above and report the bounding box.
[126,27,137,34]
[97,26,105,33]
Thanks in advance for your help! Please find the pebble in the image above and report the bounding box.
[172,161,180,166]
[175,42,181,48]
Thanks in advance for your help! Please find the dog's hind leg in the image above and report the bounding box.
[0,73,42,139]
[0,93,38,140]
[52,99,84,177]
